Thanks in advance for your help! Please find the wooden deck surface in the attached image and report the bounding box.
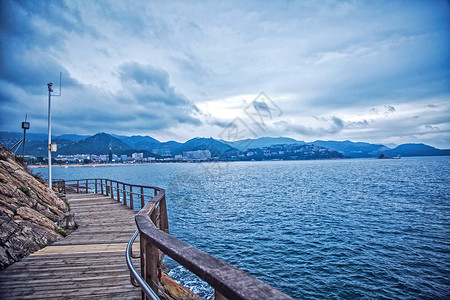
[0,193,141,299]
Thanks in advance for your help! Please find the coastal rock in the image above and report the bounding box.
[58,212,77,230]
[0,144,69,270]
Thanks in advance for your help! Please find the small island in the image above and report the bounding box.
[377,154,400,159]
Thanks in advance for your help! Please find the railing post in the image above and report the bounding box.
[100,179,104,195]
[105,180,109,196]
[140,237,159,297]
[85,179,88,193]
[130,186,134,210]
[123,183,127,207]
[159,194,169,234]
[76,180,79,194]
[111,183,114,199]
[117,181,120,202]
[140,187,144,208]
[95,179,98,194]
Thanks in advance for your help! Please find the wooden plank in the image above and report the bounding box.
[0,193,141,299]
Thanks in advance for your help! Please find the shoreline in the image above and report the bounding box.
[26,157,359,169]
[27,162,156,168]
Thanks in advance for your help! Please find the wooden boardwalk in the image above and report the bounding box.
[0,193,141,299]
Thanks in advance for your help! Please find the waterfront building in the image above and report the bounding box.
[183,150,211,161]
[132,153,144,161]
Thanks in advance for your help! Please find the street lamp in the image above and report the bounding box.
[47,73,61,189]
[21,115,30,158]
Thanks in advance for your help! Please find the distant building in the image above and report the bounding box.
[132,153,144,161]
[183,150,211,161]
[121,155,128,162]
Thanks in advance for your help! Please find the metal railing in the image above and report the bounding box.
[56,178,294,300]
[126,230,160,300]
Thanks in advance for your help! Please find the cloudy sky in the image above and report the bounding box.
[1,0,449,148]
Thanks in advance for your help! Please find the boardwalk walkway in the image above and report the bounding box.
[0,193,141,299]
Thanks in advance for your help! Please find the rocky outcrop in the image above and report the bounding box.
[0,144,68,269]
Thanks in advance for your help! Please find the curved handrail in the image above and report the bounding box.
[126,230,159,300]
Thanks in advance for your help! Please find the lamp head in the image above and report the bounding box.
[47,82,53,92]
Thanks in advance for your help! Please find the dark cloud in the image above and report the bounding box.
[275,116,345,136]
[384,105,396,113]
[1,59,201,135]
[117,62,196,109]
[425,124,439,131]
[347,120,370,127]
[0,0,84,92]
[96,1,169,39]
[47,62,203,134]
[119,63,169,88]
[0,0,202,135]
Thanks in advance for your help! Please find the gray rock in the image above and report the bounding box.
[0,144,69,270]
[58,212,77,230]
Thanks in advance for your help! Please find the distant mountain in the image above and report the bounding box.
[2,131,449,159]
[173,137,240,157]
[222,137,304,151]
[383,143,450,157]
[112,134,161,151]
[161,141,182,149]
[17,133,161,157]
[69,133,132,155]
[56,134,89,141]
[0,131,48,142]
[151,141,183,156]
[312,140,390,158]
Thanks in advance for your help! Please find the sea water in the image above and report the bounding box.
[40,156,450,299]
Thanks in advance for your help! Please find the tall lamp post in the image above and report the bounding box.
[47,72,61,189]
[47,82,53,189]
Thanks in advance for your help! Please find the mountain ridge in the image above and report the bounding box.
[1,132,449,158]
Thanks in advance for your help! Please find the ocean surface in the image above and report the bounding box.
[37,157,450,299]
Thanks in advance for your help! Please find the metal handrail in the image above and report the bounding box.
[126,230,159,300]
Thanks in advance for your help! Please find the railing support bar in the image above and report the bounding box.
[127,230,159,300]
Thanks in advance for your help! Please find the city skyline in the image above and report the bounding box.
[0,1,449,148]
